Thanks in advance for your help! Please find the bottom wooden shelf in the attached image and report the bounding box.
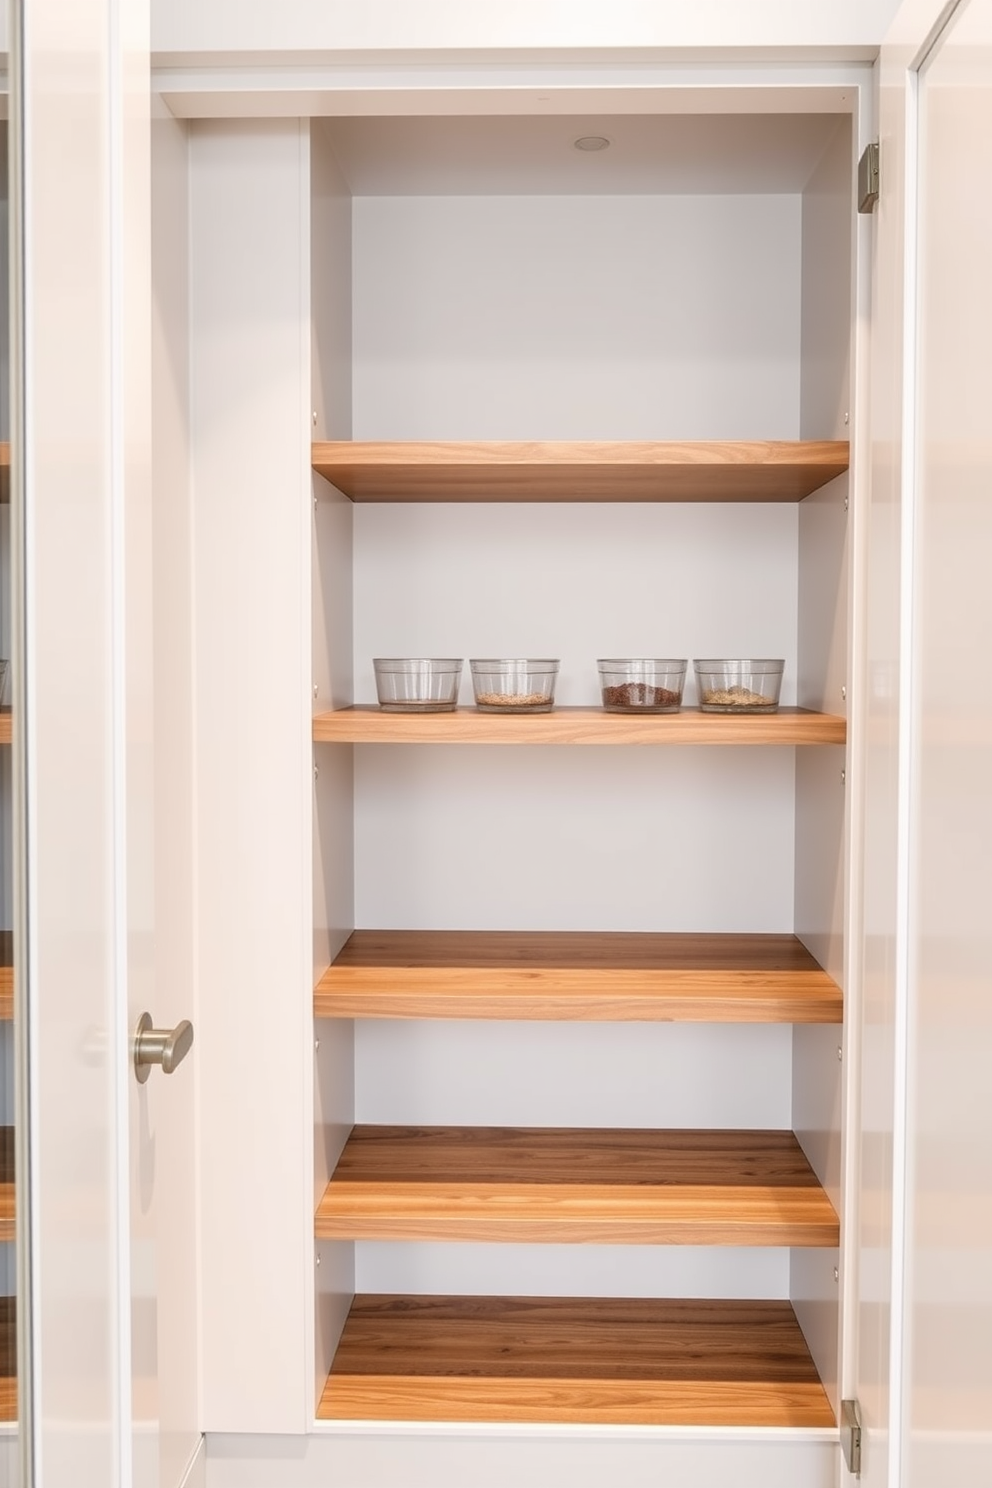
[318,1295,835,1428]
[0,1296,15,1422]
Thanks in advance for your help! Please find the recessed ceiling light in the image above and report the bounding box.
[573,135,611,152]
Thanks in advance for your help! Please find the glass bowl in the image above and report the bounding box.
[469,659,559,713]
[373,658,463,712]
[693,658,785,713]
[597,659,687,714]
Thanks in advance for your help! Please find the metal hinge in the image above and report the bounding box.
[858,143,880,213]
[841,1398,863,1476]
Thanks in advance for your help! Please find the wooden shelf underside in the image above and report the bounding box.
[313,705,846,746]
[317,1126,839,1247]
[319,1295,835,1427]
[316,931,843,1024]
[311,440,849,504]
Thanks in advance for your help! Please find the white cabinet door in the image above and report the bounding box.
[903,2,992,1483]
[13,0,200,1484]
[857,0,991,1484]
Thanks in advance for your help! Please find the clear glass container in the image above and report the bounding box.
[693,658,785,713]
[597,659,687,713]
[373,658,463,712]
[469,659,559,713]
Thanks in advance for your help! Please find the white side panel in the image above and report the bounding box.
[152,0,901,56]
[150,101,202,1486]
[309,120,356,1401]
[907,5,992,1483]
[189,120,312,1434]
[352,194,802,441]
[203,1429,837,1488]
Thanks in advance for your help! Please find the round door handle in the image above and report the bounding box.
[133,1012,194,1084]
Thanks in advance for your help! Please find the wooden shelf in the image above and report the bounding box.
[0,933,11,1021]
[318,1294,835,1427]
[313,705,846,746]
[0,1128,13,1244]
[316,1126,839,1247]
[0,710,10,747]
[0,1297,14,1422]
[311,440,849,504]
[315,931,843,1024]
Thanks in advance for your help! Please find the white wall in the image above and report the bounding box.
[352,194,802,442]
[340,182,817,1314]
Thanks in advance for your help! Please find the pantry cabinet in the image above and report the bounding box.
[17,0,992,1485]
[170,55,866,1478]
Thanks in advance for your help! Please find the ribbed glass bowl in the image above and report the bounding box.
[597,659,687,713]
[373,658,463,712]
[469,659,559,713]
[693,658,785,713]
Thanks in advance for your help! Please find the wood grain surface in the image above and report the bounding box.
[313,704,847,746]
[311,439,849,504]
[319,1294,835,1426]
[316,1126,840,1247]
[0,931,11,1021]
[0,1127,13,1243]
[315,930,843,1023]
[0,1296,15,1422]
[0,710,10,747]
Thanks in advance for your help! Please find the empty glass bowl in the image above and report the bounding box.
[693,658,785,713]
[469,659,559,712]
[597,659,687,713]
[373,658,463,712]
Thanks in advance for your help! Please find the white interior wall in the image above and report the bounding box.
[354,1241,786,1300]
[351,193,801,441]
[310,124,358,1401]
[340,183,812,1308]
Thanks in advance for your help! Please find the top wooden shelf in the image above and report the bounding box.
[0,710,11,747]
[312,440,849,504]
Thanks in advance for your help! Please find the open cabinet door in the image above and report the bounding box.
[12,0,201,1484]
[857,0,992,1483]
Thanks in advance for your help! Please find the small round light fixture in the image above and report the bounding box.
[573,135,611,152]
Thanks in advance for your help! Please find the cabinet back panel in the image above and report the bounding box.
[354,1021,792,1130]
[352,194,801,441]
[353,502,799,708]
[354,746,796,933]
[352,1241,788,1301]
